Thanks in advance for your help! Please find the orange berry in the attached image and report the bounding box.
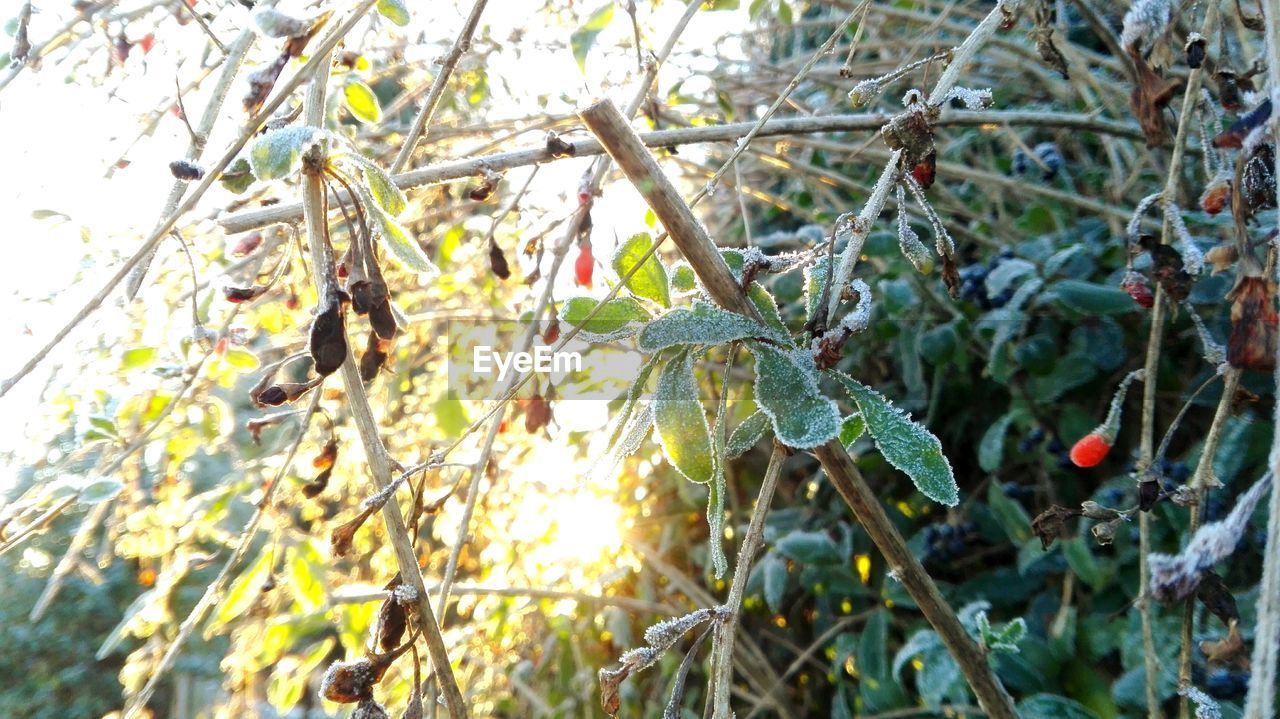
[1069,433,1111,468]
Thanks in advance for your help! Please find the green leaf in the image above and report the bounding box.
[839,414,866,447]
[560,296,651,342]
[1017,695,1102,719]
[748,282,788,337]
[122,347,157,369]
[670,264,696,292]
[249,127,326,181]
[749,342,842,449]
[287,539,326,612]
[611,232,670,307]
[652,351,714,483]
[987,480,1034,544]
[760,554,787,612]
[78,478,124,505]
[804,255,831,326]
[978,411,1016,473]
[352,156,406,216]
[366,199,437,275]
[833,373,959,506]
[1063,537,1109,591]
[88,415,117,435]
[726,410,770,459]
[342,80,382,124]
[1052,280,1135,315]
[213,549,273,629]
[638,302,781,353]
[776,530,842,564]
[569,4,615,71]
[376,0,410,25]
[223,348,260,371]
[220,157,256,194]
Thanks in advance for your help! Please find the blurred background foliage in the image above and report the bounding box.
[0,0,1274,717]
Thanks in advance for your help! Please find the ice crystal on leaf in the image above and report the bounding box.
[637,301,786,353]
[748,342,841,449]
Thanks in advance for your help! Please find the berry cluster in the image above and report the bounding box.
[921,522,978,564]
[959,249,1016,308]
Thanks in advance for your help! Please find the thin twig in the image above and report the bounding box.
[390,0,489,173]
[299,48,468,718]
[218,110,1152,235]
[709,445,786,719]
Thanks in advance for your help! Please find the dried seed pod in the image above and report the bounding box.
[909,149,937,189]
[375,593,408,652]
[545,131,575,158]
[255,381,317,407]
[468,178,497,202]
[223,285,268,303]
[1216,71,1245,113]
[330,506,377,558]
[310,298,349,376]
[489,240,511,280]
[243,51,289,114]
[302,466,332,498]
[1196,571,1240,627]
[320,658,378,703]
[1031,505,1081,550]
[169,159,206,181]
[1199,175,1232,216]
[1212,99,1272,149]
[349,280,376,316]
[1227,276,1278,372]
[1185,34,1206,69]
[1205,243,1238,273]
[1241,143,1277,213]
[313,438,338,471]
[1150,244,1193,302]
[1200,620,1249,668]
[368,301,398,342]
[359,330,390,383]
[230,232,264,257]
[524,394,552,433]
[352,699,390,719]
[1138,479,1161,512]
[543,319,560,345]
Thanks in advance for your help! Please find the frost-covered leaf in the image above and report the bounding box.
[611,232,670,307]
[978,411,1016,473]
[343,80,382,124]
[350,154,406,216]
[248,127,326,181]
[252,7,313,38]
[376,0,410,26]
[833,373,958,506]
[776,530,842,564]
[560,296,651,342]
[804,254,831,325]
[892,628,944,680]
[1052,279,1135,315]
[975,610,1026,653]
[726,410,770,459]
[638,302,782,353]
[760,553,787,612]
[220,157,256,194]
[747,282,788,338]
[670,263,696,292]
[78,478,123,505]
[839,413,865,447]
[652,351,714,483]
[366,200,436,275]
[985,258,1036,297]
[749,342,841,449]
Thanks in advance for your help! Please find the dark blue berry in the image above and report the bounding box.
[1047,437,1065,453]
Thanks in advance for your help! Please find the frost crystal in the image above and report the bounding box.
[1188,309,1227,367]
[392,584,419,604]
[1149,472,1273,601]
[1127,193,1163,245]
[637,301,785,353]
[903,175,955,255]
[895,184,932,273]
[1095,368,1144,441]
[833,279,872,336]
[847,78,883,108]
[1163,199,1205,274]
[643,607,722,648]
[942,86,993,111]
[1180,686,1222,719]
[1120,0,1172,54]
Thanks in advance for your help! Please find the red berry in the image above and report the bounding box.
[575,242,593,287]
[1200,181,1231,216]
[1069,433,1111,468]
[139,33,156,54]
[1122,274,1154,309]
[215,336,229,356]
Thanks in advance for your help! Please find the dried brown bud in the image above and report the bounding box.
[1031,505,1081,550]
[1138,479,1161,512]
[310,298,349,376]
[223,285,264,303]
[524,394,553,433]
[1227,276,1278,372]
[1200,620,1249,668]
[1205,243,1238,273]
[1185,35,1206,69]
[330,506,376,558]
[375,593,408,652]
[301,467,331,499]
[360,331,391,383]
[169,159,205,181]
[1196,572,1240,627]
[489,240,511,280]
[243,51,289,114]
[546,131,576,158]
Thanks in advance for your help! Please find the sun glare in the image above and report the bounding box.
[546,493,625,565]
